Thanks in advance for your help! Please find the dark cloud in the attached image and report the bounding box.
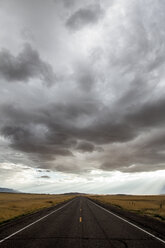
[1,125,73,159]
[126,98,165,128]
[40,175,50,179]
[99,129,165,173]
[66,4,103,30]
[0,43,56,85]
[76,141,95,152]
[0,0,165,178]
[1,86,165,173]
[1,93,165,173]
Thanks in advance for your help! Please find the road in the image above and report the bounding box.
[0,197,165,248]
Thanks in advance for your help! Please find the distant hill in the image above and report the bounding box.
[0,187,20,193]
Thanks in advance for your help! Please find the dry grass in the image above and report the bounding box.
[88,194,165,221]
[0,193,75,224]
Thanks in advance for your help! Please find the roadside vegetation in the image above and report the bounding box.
[88,194,165,221]
[0,193,75,224]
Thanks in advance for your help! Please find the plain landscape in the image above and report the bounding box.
[0,193,75,224]
[89,194,165,222]
[0,192,165,225]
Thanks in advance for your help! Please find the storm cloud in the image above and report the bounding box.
[0,0,165,187]
[66,3,103,30]
[0,44,56,85]
[76,141,95,153]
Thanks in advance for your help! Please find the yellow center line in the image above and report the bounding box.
[79,217,82,222]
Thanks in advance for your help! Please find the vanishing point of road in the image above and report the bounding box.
[0,197,165,248]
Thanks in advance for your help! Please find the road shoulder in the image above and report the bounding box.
[88,197,165,241]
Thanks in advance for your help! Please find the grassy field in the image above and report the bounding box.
[88,195,165,221]
[0,193,75,224]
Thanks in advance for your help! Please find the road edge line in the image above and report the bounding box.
[0,199,75,244]
[89,199,165,245]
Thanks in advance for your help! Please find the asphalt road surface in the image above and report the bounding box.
[0,197,165,248]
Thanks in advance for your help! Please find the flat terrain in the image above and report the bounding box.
[89,194,165,222]
[0,196,164,247]
[0,193,74,224]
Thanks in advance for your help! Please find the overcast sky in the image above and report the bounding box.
[0,0,165,194]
